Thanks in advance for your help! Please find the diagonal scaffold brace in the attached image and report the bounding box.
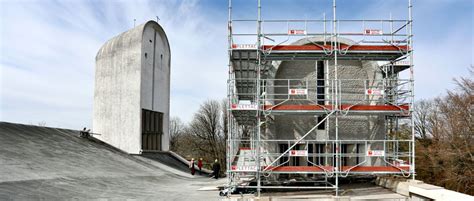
[262,110,336,172]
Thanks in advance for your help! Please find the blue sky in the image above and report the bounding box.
[0,0,472,129]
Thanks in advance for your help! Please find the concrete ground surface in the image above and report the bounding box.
[0,122,224,200]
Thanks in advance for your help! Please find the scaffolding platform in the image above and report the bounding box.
[263,104,410,115]
[231,45,409,61]
[226,0,415,196]
[231,45,409,62]
[263,166,410,174]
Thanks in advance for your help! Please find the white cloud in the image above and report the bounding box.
[1,0,227,128]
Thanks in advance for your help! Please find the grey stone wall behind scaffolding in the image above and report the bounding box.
[263,37,385,167]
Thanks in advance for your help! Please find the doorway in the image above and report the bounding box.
[142,109,163,151]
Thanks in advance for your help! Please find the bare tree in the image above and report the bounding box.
[416,66,474,195]
[169,117,186,151]
[187,100,227,170]
[220,99,229,162]
[414,99,434,139]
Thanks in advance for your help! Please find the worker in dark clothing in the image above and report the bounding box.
[197,158,203,175]
[189,158,196,175]
[212,159,220,179]
[80,127,91,138]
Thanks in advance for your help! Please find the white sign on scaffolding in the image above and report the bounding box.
[231,44,257,49]
[231,104,258,110]
[367,150,385,157]
[289,150,308,156]
[289,88,308,95]
[394,59,410,66]
[364,29,383,35]
[365,89,385,95]
[231,165,257,172]
[378,58,411,67]
[288,29,307,35]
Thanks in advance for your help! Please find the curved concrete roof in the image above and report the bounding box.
[271,36,375,78]
[291,36,356,46]
[96,20,170,61]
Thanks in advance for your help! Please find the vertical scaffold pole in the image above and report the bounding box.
[408,0,415,180]
[332,0,339,196]
[256,0,262,197]
[323,13,330,167]
[227,0,233,188]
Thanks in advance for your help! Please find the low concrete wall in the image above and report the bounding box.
[376,176,474,201]
[169,151,213,174]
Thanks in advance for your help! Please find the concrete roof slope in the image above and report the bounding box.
[0,122,163,183]
[0,122,222,200]
[291,36,357,46]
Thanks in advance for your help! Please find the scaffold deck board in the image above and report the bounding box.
[263,166,410,172]
[262,45,409,52]
[263,104,409,114]
[231,45,410,61]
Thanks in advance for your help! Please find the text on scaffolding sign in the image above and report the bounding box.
[288,29,306,35]
[394,60,410,66]
[231,104,258,110]
[231,44,257,49]
[231,165,257,172]
[365,89,384,95]
[367,150,385,157]
[364,29,383,35]
[289,150,308,156]
[289,89,308,95]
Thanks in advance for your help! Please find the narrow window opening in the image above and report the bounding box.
[317,116,326,130]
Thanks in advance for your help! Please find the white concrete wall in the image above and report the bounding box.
[140,23,171,151]
[94,21,170,154]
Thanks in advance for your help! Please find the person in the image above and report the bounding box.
[197,158,203,175]
[80,127,91,138]
[212,159,220,179]
[80,128,86,137]
[189,158,195,175]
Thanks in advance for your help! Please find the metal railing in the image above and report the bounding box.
[228,139,414,178]
[228,78,413,109]
[230,19,411,48]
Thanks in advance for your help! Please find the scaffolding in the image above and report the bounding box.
[226,0,415,196]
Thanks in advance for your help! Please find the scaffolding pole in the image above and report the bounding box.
[256,0,262,196]
[332,0,340,196]
[408,0,416,181]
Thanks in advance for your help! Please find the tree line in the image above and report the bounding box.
[413,66,473,195]
[170,100,228,172]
